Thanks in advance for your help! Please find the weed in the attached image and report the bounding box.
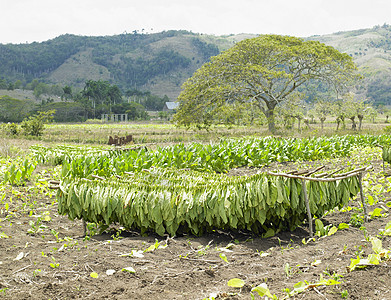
[349,213,364,228]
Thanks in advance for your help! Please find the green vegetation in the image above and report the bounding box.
[21,134,387,237]
[174,35,359,132]
[0,95,35,122]
[30,135,391,176]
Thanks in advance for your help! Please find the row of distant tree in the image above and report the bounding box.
[0,79,171,122]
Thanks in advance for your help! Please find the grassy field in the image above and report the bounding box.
[2,116,388,147]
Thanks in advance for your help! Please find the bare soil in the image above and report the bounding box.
[1,159,391,300]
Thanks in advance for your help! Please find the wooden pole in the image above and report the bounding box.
[358,173,368,222]
[306,165,325,176]
[82,219,87,237]
[301,179,313,237]
[267,171,361,182]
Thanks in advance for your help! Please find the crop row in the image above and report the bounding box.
[30,134,391,178]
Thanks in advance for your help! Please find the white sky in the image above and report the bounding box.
[1,0,390,44]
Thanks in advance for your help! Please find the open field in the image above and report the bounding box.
[9,117,391,146]
[0,125,391,299]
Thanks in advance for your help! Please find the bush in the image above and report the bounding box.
[2,123,19,135]
[21,110,55,136]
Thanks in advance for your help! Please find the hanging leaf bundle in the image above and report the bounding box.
[56,168,361,236]
[382,146,391,164]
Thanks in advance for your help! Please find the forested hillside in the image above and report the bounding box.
[0,30,234,99]
[309,24,391,105]
[1,26,391,103]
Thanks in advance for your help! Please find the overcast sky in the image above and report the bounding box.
[1,0,390,44]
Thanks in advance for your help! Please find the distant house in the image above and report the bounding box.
[163,102,179,112]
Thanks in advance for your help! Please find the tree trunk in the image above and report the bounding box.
[304,119,310,129]
[358,114,364,130]
[350,116,356,130]
[296,116,302,131]
[265,107,276,133]
[320,117,326,130]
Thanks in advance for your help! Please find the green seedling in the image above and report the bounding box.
[33,269,42,277]
[27,216,47,235]
[251,282,278,299]
[0,288,8,295]
[49,257,60,268]
[111,229,123,241]
[227,278,245,288]
[144,239,167,252]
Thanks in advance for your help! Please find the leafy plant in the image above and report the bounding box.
[251,283,278,299]
[315,219,338,237]
[349,213,364,228]
[348,237,390,271]
[379,221,391,236]
[3,158,37,186]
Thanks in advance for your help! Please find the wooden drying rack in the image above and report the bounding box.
[49,165,371,238]
[267,165,371,237]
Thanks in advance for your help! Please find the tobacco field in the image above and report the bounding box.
[0,134,391,299]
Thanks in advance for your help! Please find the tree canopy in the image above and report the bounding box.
[173,34,360,132]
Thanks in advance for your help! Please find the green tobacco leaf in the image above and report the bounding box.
[315,219,324,235]
[338,223,350,230]
[227,278,245,288]
[349,256,361,271]
[367,254,380,265]
[370,208,383,219]
[383,221,391,236]
[0,232,9,239]
[367,195,375,205]
[121,267,136,273]
[262,228,275,238]
[252,282,274,298]
[328,226,338,236]
[371,237,383,254]
[219,253,229,263]
[292,281,307,293]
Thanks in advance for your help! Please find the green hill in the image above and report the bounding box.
[308,24,391,104]
[1,26,391,103]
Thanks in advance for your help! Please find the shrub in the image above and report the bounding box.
[2,123,19,136]
[21,110,55,136]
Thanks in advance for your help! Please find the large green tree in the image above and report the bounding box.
[174,34,360,132]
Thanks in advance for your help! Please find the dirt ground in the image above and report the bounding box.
[1,157,391,299]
